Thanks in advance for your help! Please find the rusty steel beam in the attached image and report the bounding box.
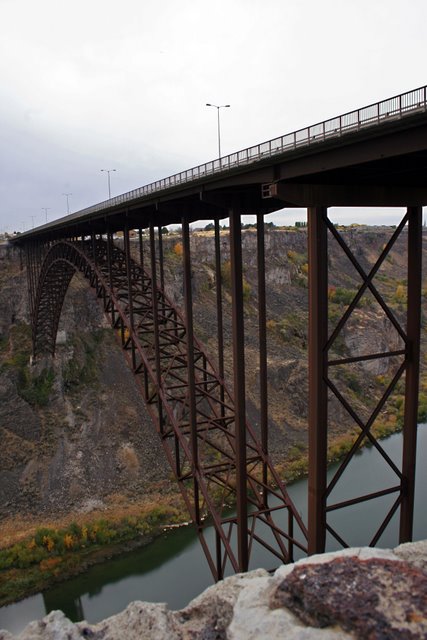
[214,218,225,414]
[256,212,269,500]
[307,206,328,555]
[158,225,165,294]
[149,221,164,434]
[269,182,427,207]
[138,228,144,271]
[124,223,136,369]
[400,206,422,542]
[182,218,201,526]
[229,208,249,572]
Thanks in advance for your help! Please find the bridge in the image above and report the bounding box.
[12,85,427,579]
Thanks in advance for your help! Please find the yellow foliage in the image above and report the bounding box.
[328,285,336,300]
[27,539,36,550]
[394,284,406,303]
[89,525,99,541]
[64,534,74,550]
[242,280,251,300]
[173,242,183,256]
[42,535,55,552]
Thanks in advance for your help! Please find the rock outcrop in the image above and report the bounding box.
[1,540,426,639]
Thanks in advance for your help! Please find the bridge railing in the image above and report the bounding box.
[59,85,427,223]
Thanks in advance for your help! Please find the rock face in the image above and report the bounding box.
[0,246,171,524]
[1,541,426,639]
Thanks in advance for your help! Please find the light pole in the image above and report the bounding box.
[206,103,230,160]
[62,193,72,215]
[42,207,51,223]
[101,169,116,199]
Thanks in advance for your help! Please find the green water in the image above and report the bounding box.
[1,425,426,634]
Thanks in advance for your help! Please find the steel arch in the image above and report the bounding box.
[31,238,308,578]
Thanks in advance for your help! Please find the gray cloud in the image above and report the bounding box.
[1,0,426,231]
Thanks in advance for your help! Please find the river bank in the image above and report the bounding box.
[0,497,187,607]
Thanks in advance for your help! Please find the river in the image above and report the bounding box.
[1,424,426,634]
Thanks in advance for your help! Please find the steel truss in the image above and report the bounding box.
[26,205,422,572]
[308,206,422,553]
[29,223,307,579]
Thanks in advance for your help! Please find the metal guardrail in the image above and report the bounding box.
[42,85,427,225]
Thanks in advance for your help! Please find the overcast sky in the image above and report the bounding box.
[1,0,426,233]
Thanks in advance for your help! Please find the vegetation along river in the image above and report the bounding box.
[1,424,426,635]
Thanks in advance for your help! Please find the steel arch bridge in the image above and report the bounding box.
[13,84,427,577]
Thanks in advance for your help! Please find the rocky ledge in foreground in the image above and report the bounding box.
[1,541,426,640]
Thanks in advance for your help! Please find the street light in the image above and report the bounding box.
[42,207,51,223]
[206,103,230,160]
[62,193,72,215]
[101,169,117,199]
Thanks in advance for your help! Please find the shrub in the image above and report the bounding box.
[331,287,356,306]
[221,260,232,288]
[42,535,55,552]
[221,260,251,299]
[173,242,183,257]
[418,392,427,422]
[394,284,407,304]
[328,285,337,300]
[63,534,75,550]
[19,368,54,406]
[39,557,62,572]
[287,250,307,265]
[242,280,251,301]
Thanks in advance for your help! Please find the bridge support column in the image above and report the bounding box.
[138,228,144,271]
[182,218,201,527]
[257,212,269,500]
[229,208,249,572]
[214,219,225,415]
[307,206,328,555]
[149,221,164,435]
[400,206,422,542]
[124,224,136,369]
[106,231,116,325]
